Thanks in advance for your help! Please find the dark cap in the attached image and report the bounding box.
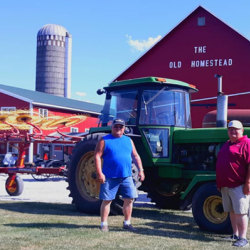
[112,118,125,126]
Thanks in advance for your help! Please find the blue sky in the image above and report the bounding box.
[1,0,250,105]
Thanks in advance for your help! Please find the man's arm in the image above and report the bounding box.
[94,138,106,184]
[131,139,145,182]
[243,163,250,195]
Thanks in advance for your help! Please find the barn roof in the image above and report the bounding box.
[112,5,250,83]
[0,84,102,115]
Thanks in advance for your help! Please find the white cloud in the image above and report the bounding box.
[76,91,87,97]
[126,34,162,52]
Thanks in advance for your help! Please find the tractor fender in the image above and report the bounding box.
[179,174,216,209]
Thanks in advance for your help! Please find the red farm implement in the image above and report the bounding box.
[0,110,86,196]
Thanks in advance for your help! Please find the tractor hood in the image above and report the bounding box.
[173,128,250,144]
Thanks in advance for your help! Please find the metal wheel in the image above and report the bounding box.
[192,182,232,233]
[31,160,52,181]
[78,151,100,198]
[46,160,65,180]
[203,195,228,224]
[31,173,51,181]
[5,175,24,196]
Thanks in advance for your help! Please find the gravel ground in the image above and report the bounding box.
[0,173,72,204]
[0,173,154,207]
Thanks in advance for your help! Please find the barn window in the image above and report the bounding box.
[39,108,48,118]
[198,17,205,26]
[1,107,16,112]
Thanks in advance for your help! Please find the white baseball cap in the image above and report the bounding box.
[228,120,243,129]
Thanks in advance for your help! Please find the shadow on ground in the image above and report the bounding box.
[0,202,81,216]
[0,201,225,243]
[4,222,96,229]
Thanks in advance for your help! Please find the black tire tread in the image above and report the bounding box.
[192,182,232,234]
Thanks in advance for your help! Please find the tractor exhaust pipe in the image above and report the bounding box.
[215,74,228,127]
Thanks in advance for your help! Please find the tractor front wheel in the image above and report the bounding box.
[192,182,232,233]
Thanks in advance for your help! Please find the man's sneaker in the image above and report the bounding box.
[223,234,239,241]
[123,223,137,231]
[233,237,249,247]
[100,225,109,232]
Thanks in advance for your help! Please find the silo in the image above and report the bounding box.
[36,24,72,98]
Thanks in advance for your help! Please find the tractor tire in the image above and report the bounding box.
[147,189,181,209]
[192,182,232,234]
[68,133,141,215]
[5,175,24,196]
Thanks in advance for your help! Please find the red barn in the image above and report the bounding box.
[0,84,102,158]
[114,6,250,128]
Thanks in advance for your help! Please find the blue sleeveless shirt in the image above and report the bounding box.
[102,134,132,178]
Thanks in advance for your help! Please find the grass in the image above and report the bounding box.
[0,201,246,250]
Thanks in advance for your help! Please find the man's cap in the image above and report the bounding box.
[112,118,125,126]
[228,120,243,129]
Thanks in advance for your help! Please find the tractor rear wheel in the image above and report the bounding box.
[192,182,232,233]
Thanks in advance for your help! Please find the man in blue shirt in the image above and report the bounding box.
[95,118,145,232]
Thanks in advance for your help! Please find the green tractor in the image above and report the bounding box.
[67,76,241,233]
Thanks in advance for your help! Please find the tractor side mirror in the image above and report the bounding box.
[97,89,106,95]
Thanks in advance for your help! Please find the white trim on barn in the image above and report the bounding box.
[0,89,33,103]
[33,101,101,115]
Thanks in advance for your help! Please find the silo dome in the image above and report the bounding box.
[37,24,70,37]
[35,24,72,98]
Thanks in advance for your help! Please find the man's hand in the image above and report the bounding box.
[243,183,250,195]
[138,171,145,182]
[97,173,106,184]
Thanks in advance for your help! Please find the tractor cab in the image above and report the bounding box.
[96,77,197,159]
[98,77,197,128]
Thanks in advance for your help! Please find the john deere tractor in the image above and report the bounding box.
[67,76,244,233]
